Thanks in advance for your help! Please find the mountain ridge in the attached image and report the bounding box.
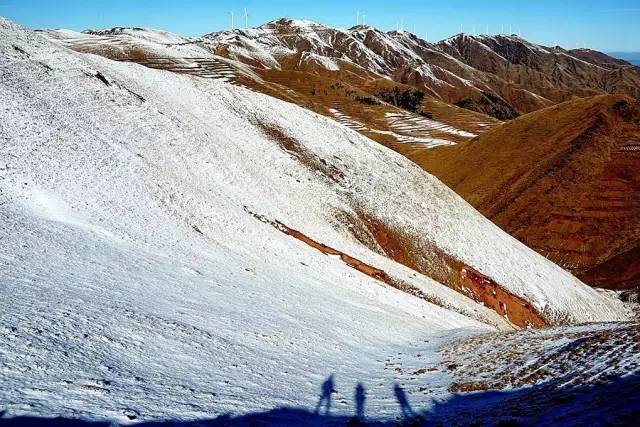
[412,94,640,290]
[201,18,640,118]
[47,17,640,120]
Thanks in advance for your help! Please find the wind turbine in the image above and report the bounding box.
[243,8,249,29]
[356,10,360,25]
[229,10,235,30]
[401,17,404,32]
[362,14,366,26]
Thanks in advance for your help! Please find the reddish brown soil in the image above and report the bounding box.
[350,211,548,328]
[358,213,548,328]
[457,267,547,328]
[414,95,640,290]
[246,203,545,327]
[273,220,390,283]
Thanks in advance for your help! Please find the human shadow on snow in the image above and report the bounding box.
[1,373,639,426]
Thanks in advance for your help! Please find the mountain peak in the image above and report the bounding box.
[349,24,374,31]
[261,17,328,30]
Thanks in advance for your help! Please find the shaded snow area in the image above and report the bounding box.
[0,17,636,425]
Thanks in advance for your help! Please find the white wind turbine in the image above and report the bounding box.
[243,8,249,29]
[356,10,360,25]
[229,10,235,29]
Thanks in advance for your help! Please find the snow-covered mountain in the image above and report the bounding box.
[0,17,636,424]
[41,24,492,152]
[202,18,640,118]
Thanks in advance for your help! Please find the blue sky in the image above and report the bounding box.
[1,0,639,51]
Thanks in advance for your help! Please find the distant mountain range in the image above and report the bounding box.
[202,19,640,119]
[43,19,640,123]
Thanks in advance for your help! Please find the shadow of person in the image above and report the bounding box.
[315,375,335,415]
[393,383,416,420]
[354,382,366,420]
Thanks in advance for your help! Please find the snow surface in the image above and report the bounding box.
[0,17,632,423]
[39,27,203,59]
[385,112,476,138]
[86,27,192,45]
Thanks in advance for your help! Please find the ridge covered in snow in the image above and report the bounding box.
[201,18,640,119]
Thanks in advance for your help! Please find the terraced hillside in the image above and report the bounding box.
[416,95,640,290]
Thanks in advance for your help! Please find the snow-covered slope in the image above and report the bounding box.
[0,17,632,423]
[203,19,471,85]
[39,27,201,58]
[38,27,260,85]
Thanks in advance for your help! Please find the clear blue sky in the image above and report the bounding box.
[1,0,639,51]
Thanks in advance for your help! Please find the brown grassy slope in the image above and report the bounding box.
[412,95,640,289]
[438,35,640,116]
[237,63,499,151]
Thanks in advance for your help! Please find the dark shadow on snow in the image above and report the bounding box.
[393,383,416,421]
[354,382,366,421]
[1,374,639,426]
[314,374,335,416]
